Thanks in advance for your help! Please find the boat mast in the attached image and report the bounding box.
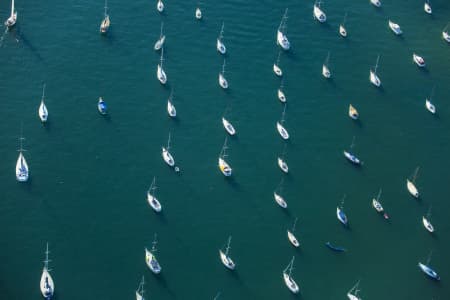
[281,104,287,123]
[139,276,145,297]
[324,51,330,67]
[104,0,108,17]
[167,132,171,150]
[151,233,158,253]
[41,84,46,102]
[349,280,360,296]
[149,177,157,197]
[291,217,298,232]
[11,0,15,17]
[350,136,356,150]
[429,85,436,101]
[342,12,347,26]
[160,47,164,68]
[374,55,380,74]
[220,137,228,159]
[279,8,288,32]
[160,22,164,39]
[219,22,224,40]
[288,256,294,277]
[222,59,226,75]
[412,166,420,183]
[376,188,382,202]
[225,236,232,256]
[340,194,346,209]
[44,242,51,271]
[276,50,281,65]
[18,123,25,153]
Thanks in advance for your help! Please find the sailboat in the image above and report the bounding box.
[219,236,235,270]
[372,189,389,219]
[348,104,359,120]
[370,0,381,7]
[154,22,166,51]
[100,0,110,34]
[217,23,226,55]
[418,252,440,280]
[222,117,236,136]
[98,97,107,115]
[135,276,145,300]
[287,218,300,247]
[147,177,162,212]
[425,86,436,114]
[424,0,432,14]
[274,179,288,208]
[167,90,176,118]
[157,0,164,13]
[278,82,286,103]
[38,84,48,123]
[277,8,290,50]
[219,59,229,89]
[276,106,289,140]
[322,51,331,78]
[422,207,435,233]
[406,167,420,198]
[283,256,299,294]
[339,13,348,37]
[277,145,289,173]
[370,55,381,87]
[273,51,283,77]
[413,53,426,67]
[157,47,167,84]
[337,195,348,226]
[4,0,17,28]
[145,234,162,274]
[313,1,326,23]
[218,137,232,177]
[40,243,55,300]
[195,4,202,20]
[347,280,362,300]
[443,24,450,42]
[343,136,361,165]
[16,132,29,182]
[162,133,175,167]
[388,20,402,35]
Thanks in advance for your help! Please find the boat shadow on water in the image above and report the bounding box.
[10,28,44,62]
[153,273,177,298]
[224,175,241,191]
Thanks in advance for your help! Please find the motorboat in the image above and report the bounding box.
[413,53,426,67]
[388,20,402,35]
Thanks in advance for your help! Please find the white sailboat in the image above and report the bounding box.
[219,59,229,89]
[424,0,432,14]
[407,167,420,198]
[287,218,300,247]
[157,0,164,13]
[147,177,162,212]
[413,53,426,67]
[218,137,232,177]
[277,8,290,50]
[145,234,162,274]
[40,243,55,300]
[217,23,226,55]
[195,7,202,20]
[135,276,145,300]
[443,24,450,42]
[38,84,48,123]
[277,145,289,173]
[322,51,331,78]
[283,256,299,294]
[313,1,326,23]
[222,117,236,136]
[16,132,29,182]
[100,0,110,34]
[157,47,167,84]
[273,51,283,77]
[219,236,235,270]
[4,0,17,28]
[422,207,435,233]
[337,195,348,226]
[370,55,381,87]
[347,280,362,300]
[276,105,289,140]
[162,133,175,167]
[339,13,348,37]
[343,136,361,165]
[278,83,286,103]
[167,90,176,118]
[372,188,389,219]
[348,104,359,120]
[388,20,402,35]
[425,86,436,114]
[370,0,381,7]
[154,22,166,51]
[274,179,287,208]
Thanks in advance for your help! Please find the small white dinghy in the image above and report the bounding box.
[277,8,290,50]
[370,0,381,7]
[219,236,235,270]
[217,22,226,55]
[413,53,426,67]
[322,51,331,78]
[145,234,162,274]
[425,86,436,114]
[283,257,300,294]
[406,167,420,198]
[156,0,164,13]
[162,133,175,167]
[389,20,402,35]
[16,133,29,182]
[147,177,162,212]
[154,22,166,51]
[313,1,326,23]
[195,7,202,20]
[218,137,232,177]
[424,0,432,14]
[273,51,283,77]
[40,243,55,300]
[157,48,167,84]
[38,84,48,123]
[219,59,228,89]
[135,276,145,300]
[339,13,348,37]
[443,24,450,42]
[4,0,17,28]
[287,218,300,247]
[370,55,381,87]
[167,90,176,118]
[347,280,362,300]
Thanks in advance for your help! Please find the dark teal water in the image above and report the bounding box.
[1,0,449,299]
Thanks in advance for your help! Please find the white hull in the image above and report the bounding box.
[424,2,432,14]
[313,5,326,23]
[167,100,176,117]
[157,65,167,84]
[339,25,347,37]
[283,273,299,293]
[278,89,286,103]
[16,152,29,182]
[287,230,299,247]
[278,157,288,173]
[219,73,228,89]
[147,193,162,212]
[195,8,202,20]
[217,39,226,54]
[407,179,419,198]
[370,0,381,7]
[162,147,175,167]
[274,192,287,208]
[443,31,450,42]
[389,20,402,35]
[222,118,236,135]
[145,248,161,274]
[425,99,436,114]
[154,36,165,51]
[276,122,289,140]
[337,207,348,225]
[277,30,290,50]
[219,250,235,269]
[157,0,164,12]
[347,293,360,300]
[322,64,331,78]
[39,101,48,122]
[136,291,143,300]
[370,70,381,87]
[348,104,359,120]
[413,54,426,67]
[5,0,17,28]
[100,15,110,34]
[372,199,384,212]
[273,64,283,77]
[422,217,434,232]
[219,158,232,176]
[40,268,55,299]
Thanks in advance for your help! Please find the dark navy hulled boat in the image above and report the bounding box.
[325,242,346,252]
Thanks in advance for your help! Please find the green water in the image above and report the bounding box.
[1,0,449,299]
